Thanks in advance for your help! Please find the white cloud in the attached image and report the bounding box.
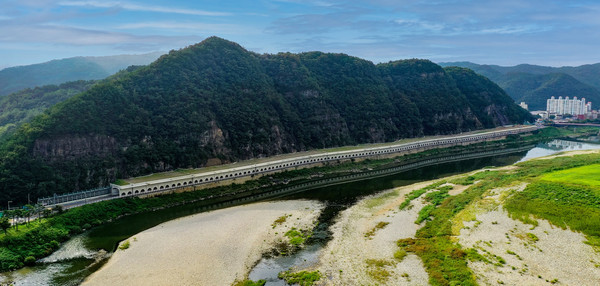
[58,1,232,16]
[0,24,201,48]
[116,21,260,35]
[476,25,551,35]
[394,19,445,32]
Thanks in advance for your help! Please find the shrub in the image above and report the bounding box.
[24,256,36,266]
[394,249,407,261]
[233,279,266,286]
[118,240,130,250]
[278,270,321,286]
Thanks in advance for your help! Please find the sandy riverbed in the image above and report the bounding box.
[315,180,438,285]
[456,183,600,285]
[82,200,323,286]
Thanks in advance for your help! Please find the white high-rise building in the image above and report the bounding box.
[546,96,589,116]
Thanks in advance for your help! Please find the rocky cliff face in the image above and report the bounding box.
[33,134,118,161]
[0,37,533,203]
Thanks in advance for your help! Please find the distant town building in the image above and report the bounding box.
[519,102,528,110]
[546,96,591,116]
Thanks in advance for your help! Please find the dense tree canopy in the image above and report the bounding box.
[0,37,532,205]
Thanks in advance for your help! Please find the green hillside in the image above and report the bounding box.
[0,37,532,205]
[440,62,600,110]
[0,52,162,96]
[0,80,96,141]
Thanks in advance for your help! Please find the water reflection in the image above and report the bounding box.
[517,139,600,163]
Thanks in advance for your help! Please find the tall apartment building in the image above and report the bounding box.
[546,96,591,115]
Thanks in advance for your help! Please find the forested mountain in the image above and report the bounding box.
[0,37,532,205]
[0,80,96,141]
[0,52,162,96]
[440,61,600,110]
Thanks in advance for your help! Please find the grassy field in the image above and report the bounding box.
[398,150,600,285]
[539,163,600,186]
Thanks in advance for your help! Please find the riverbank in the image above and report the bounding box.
[1,126,597,277]
[315,181,434,285]
[287,149,600,285]
[82,200,323,286]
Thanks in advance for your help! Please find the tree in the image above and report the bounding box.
[3,210,14,227]
[0,217,10,234]
[42,208,52,219]
[12,209,22,231]
[24,204,33,224]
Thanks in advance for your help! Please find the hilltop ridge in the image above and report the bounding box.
[0,37,532,204]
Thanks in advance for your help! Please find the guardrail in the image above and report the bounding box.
[38,187,111,206]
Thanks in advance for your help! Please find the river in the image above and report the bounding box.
[2,139,599,285]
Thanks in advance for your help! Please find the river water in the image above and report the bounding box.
[2,139,599,285]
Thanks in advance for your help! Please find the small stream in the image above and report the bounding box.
[1,139,599,285]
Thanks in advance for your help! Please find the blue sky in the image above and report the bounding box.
[1,0,600,69]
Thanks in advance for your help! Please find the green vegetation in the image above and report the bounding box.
[449,170,497,185]
[415,205,436,224]
[285,228,311,246]
[272,215,289,228]
[278,270,321,286]
[0,80,96,141]
[399,181,446,210]
[394,249,407,261]
[118,240,130,250]
[365,259,394,283]
[539,164,600,186]
[397,148,600,285]
[415,187,451,224]
[441,62,600,110]
[232,279,266,286]
[0,130,557,272]
[0,52,161,96]
[505,181,600,237]
[364,221,389,238]
[0,36,533,206]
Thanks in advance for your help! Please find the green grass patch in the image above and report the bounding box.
[505,181,600,236]
[285,228,311,246]
[366,267,392,283]
[113,179,129,186]
[365,258,394,267]
[278,270,321,286]
[415,205,435,224]
[365,259,395,283]
[272,215,289,228]
[539,164,600,186]
[394,249,407,261]
[118,240,130,250]
[399,181,446,210]
[233,279,266,286]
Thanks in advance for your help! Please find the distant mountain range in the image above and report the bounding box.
[0,52,163,96]
[439,62,600,110]
[0,80,96,141]
[0,37,532,204]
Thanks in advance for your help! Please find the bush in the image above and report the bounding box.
[118,240,130,250]
[233,279,266,286]
[278,270,321,286]
[24,256,36,266]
